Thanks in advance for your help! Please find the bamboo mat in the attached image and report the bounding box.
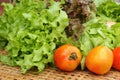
[0,62,120,80]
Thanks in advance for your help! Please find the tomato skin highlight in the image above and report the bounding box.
[112,47,120,71]
[85,46,113,75]
[54,44,82,71]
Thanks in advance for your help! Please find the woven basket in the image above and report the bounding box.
[0,62,120,80]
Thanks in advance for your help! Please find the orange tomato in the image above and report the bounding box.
[85,46,113,75]
[112,47,120,71]
[54,44,82,71]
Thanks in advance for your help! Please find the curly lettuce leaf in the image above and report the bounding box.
[79,16,119,70]
[96,0,120,21]
[79,0,120,70]
[0,0,69,74]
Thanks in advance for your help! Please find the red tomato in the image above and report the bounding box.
[112,47,120,71]
[54,44,82,71]
[86,46,113,75]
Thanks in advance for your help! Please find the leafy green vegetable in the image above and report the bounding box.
[96,0,120,21]
[0,0,120,73]
[78,0,120,70]
[0,0,69,74]
[111,23,120,47]
[93,0,111,7]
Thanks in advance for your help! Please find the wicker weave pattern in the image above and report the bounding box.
[0,62,120,80]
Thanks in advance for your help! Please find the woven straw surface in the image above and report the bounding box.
[0,62,120,80]
[0,50,120,80]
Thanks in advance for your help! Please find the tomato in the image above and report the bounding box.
[112,47,120,71]
[85,46,113,75]
[54,44,82,71]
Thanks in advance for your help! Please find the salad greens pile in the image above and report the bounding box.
[0,0,69,73]
[0,0,120,73]
[78,0,120,70]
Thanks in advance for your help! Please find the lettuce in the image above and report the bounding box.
[0,0,69,73]
[96,0,120,21]
[79,0,120,70]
